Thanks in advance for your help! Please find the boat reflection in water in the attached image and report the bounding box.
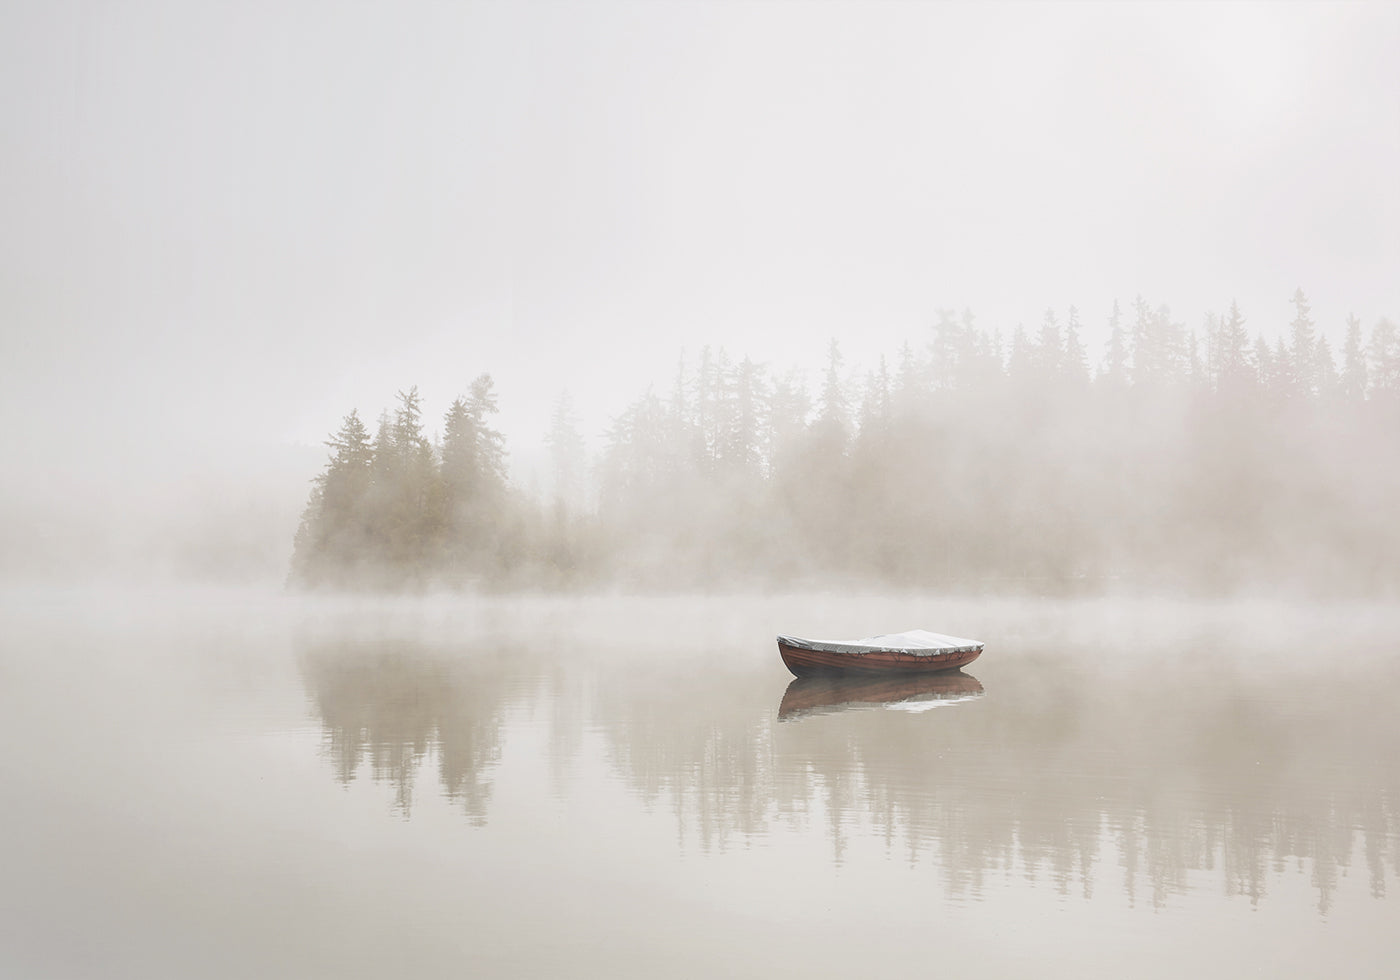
[778,671,984,721]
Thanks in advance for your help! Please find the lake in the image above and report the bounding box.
[1,588,1397,978]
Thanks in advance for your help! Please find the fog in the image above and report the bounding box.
[3,3,1400,976]
[3,590,1399,977]
[2,1,1398,587]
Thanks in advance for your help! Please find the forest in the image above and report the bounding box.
[290,291,1400,595]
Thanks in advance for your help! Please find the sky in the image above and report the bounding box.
[2,0,1397,496]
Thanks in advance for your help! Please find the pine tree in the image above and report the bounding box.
[1064,306,1089,385]
[893,341,924,417]
[1314,335,1340,401]
[1289,288,1317,397]
[323,409,374,521]
[1008,325,1033,383]
[290,409,374,585]
[1217,300,1254,392]
[1187,330,1204,389]
[959,308,993,388]
[767,367,812,470]
[599,390,668,519]
[1035,308,1064,379]
[1202,311,1221,387]
[466,375,507,489]
[694,346,717,470]
[714,355,767,478]
[666,353,696,476]
[544,390,587,514]
[817,339,849,434]
[441,375,509,575]
[1253,334,1274,390]
[384,387,436,574]
[1342,314,1368,400]
[929,309,962,390]
[733,356,767,478]
[1370,318,1400,396]
[858,356,893,441]
[1129,295,1153,385]
[1271,338,1294,400]
[1099,300,1128,387]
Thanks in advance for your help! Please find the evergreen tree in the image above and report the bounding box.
[1253,334,1274,389]
[541,390,589,580]
[1129,295,1153,385]
[1289,288,1317,397]
[767,368,812,470]
[1314,335,1340,402]
[817,339,849,436]
[545,390,587,514]
[929,309,961,390]
[1370,318,1400,396]
[441,375,509,575]
[715,355,767,478]
[599,390,668,519]
[467,375,507,487]
[386,387,437,574]
[958,308,996,388]
[1187,330,1204,390]
[1099,300,1129,387]
[1202,311,1221,388]
[1035,308,1064,379]
[1007,325,1033,384]
[893,341,924,417]
[1129,298,1188,386]
[694,346,718,470]
[858,356,893,441]
[1271,338,1294,400]
[1342,314,1368,401]
[1064,306,1089,385]
[1217,300,1254,392]
[666,353,697,475]
[290,409,375,584]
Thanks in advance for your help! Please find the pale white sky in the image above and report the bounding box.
[2,0,1397,487]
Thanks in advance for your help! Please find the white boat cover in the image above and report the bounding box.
[777,629,983,657]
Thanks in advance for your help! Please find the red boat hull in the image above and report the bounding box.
[778,640,982,678]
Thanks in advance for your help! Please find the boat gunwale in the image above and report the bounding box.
[775,633,984,657]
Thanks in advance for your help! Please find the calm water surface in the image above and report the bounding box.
[1,589,1397,978]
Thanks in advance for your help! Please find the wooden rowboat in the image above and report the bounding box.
[777,629,983,678]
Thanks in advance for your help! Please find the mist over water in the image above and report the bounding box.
[2,589,1398,978]
[285,308,1400,597]
[4,1,1399,976]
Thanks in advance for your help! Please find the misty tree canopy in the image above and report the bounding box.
[290,297,1400,595]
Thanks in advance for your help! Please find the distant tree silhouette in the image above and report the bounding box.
[1342,314,1368,400]
[290,409,374,585]
[1216,301,1254,393]
[1289,289,1317,397]
[545,390,586,515]
[816,339,850,439]
[1064,306,1090,385]
[1370,319,1400,396]
[1099,300,1129,388]
[290,293,1400,595]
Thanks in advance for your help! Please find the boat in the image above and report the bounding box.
[776,629,983,678]
[778,671,984,720]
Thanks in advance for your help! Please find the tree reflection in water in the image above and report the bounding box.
[596,652,1400,912]
[300,623,1400,913]
[301,639,534,824]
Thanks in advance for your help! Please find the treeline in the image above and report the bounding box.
[290,378,520,588]
[291,291,1400,594]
